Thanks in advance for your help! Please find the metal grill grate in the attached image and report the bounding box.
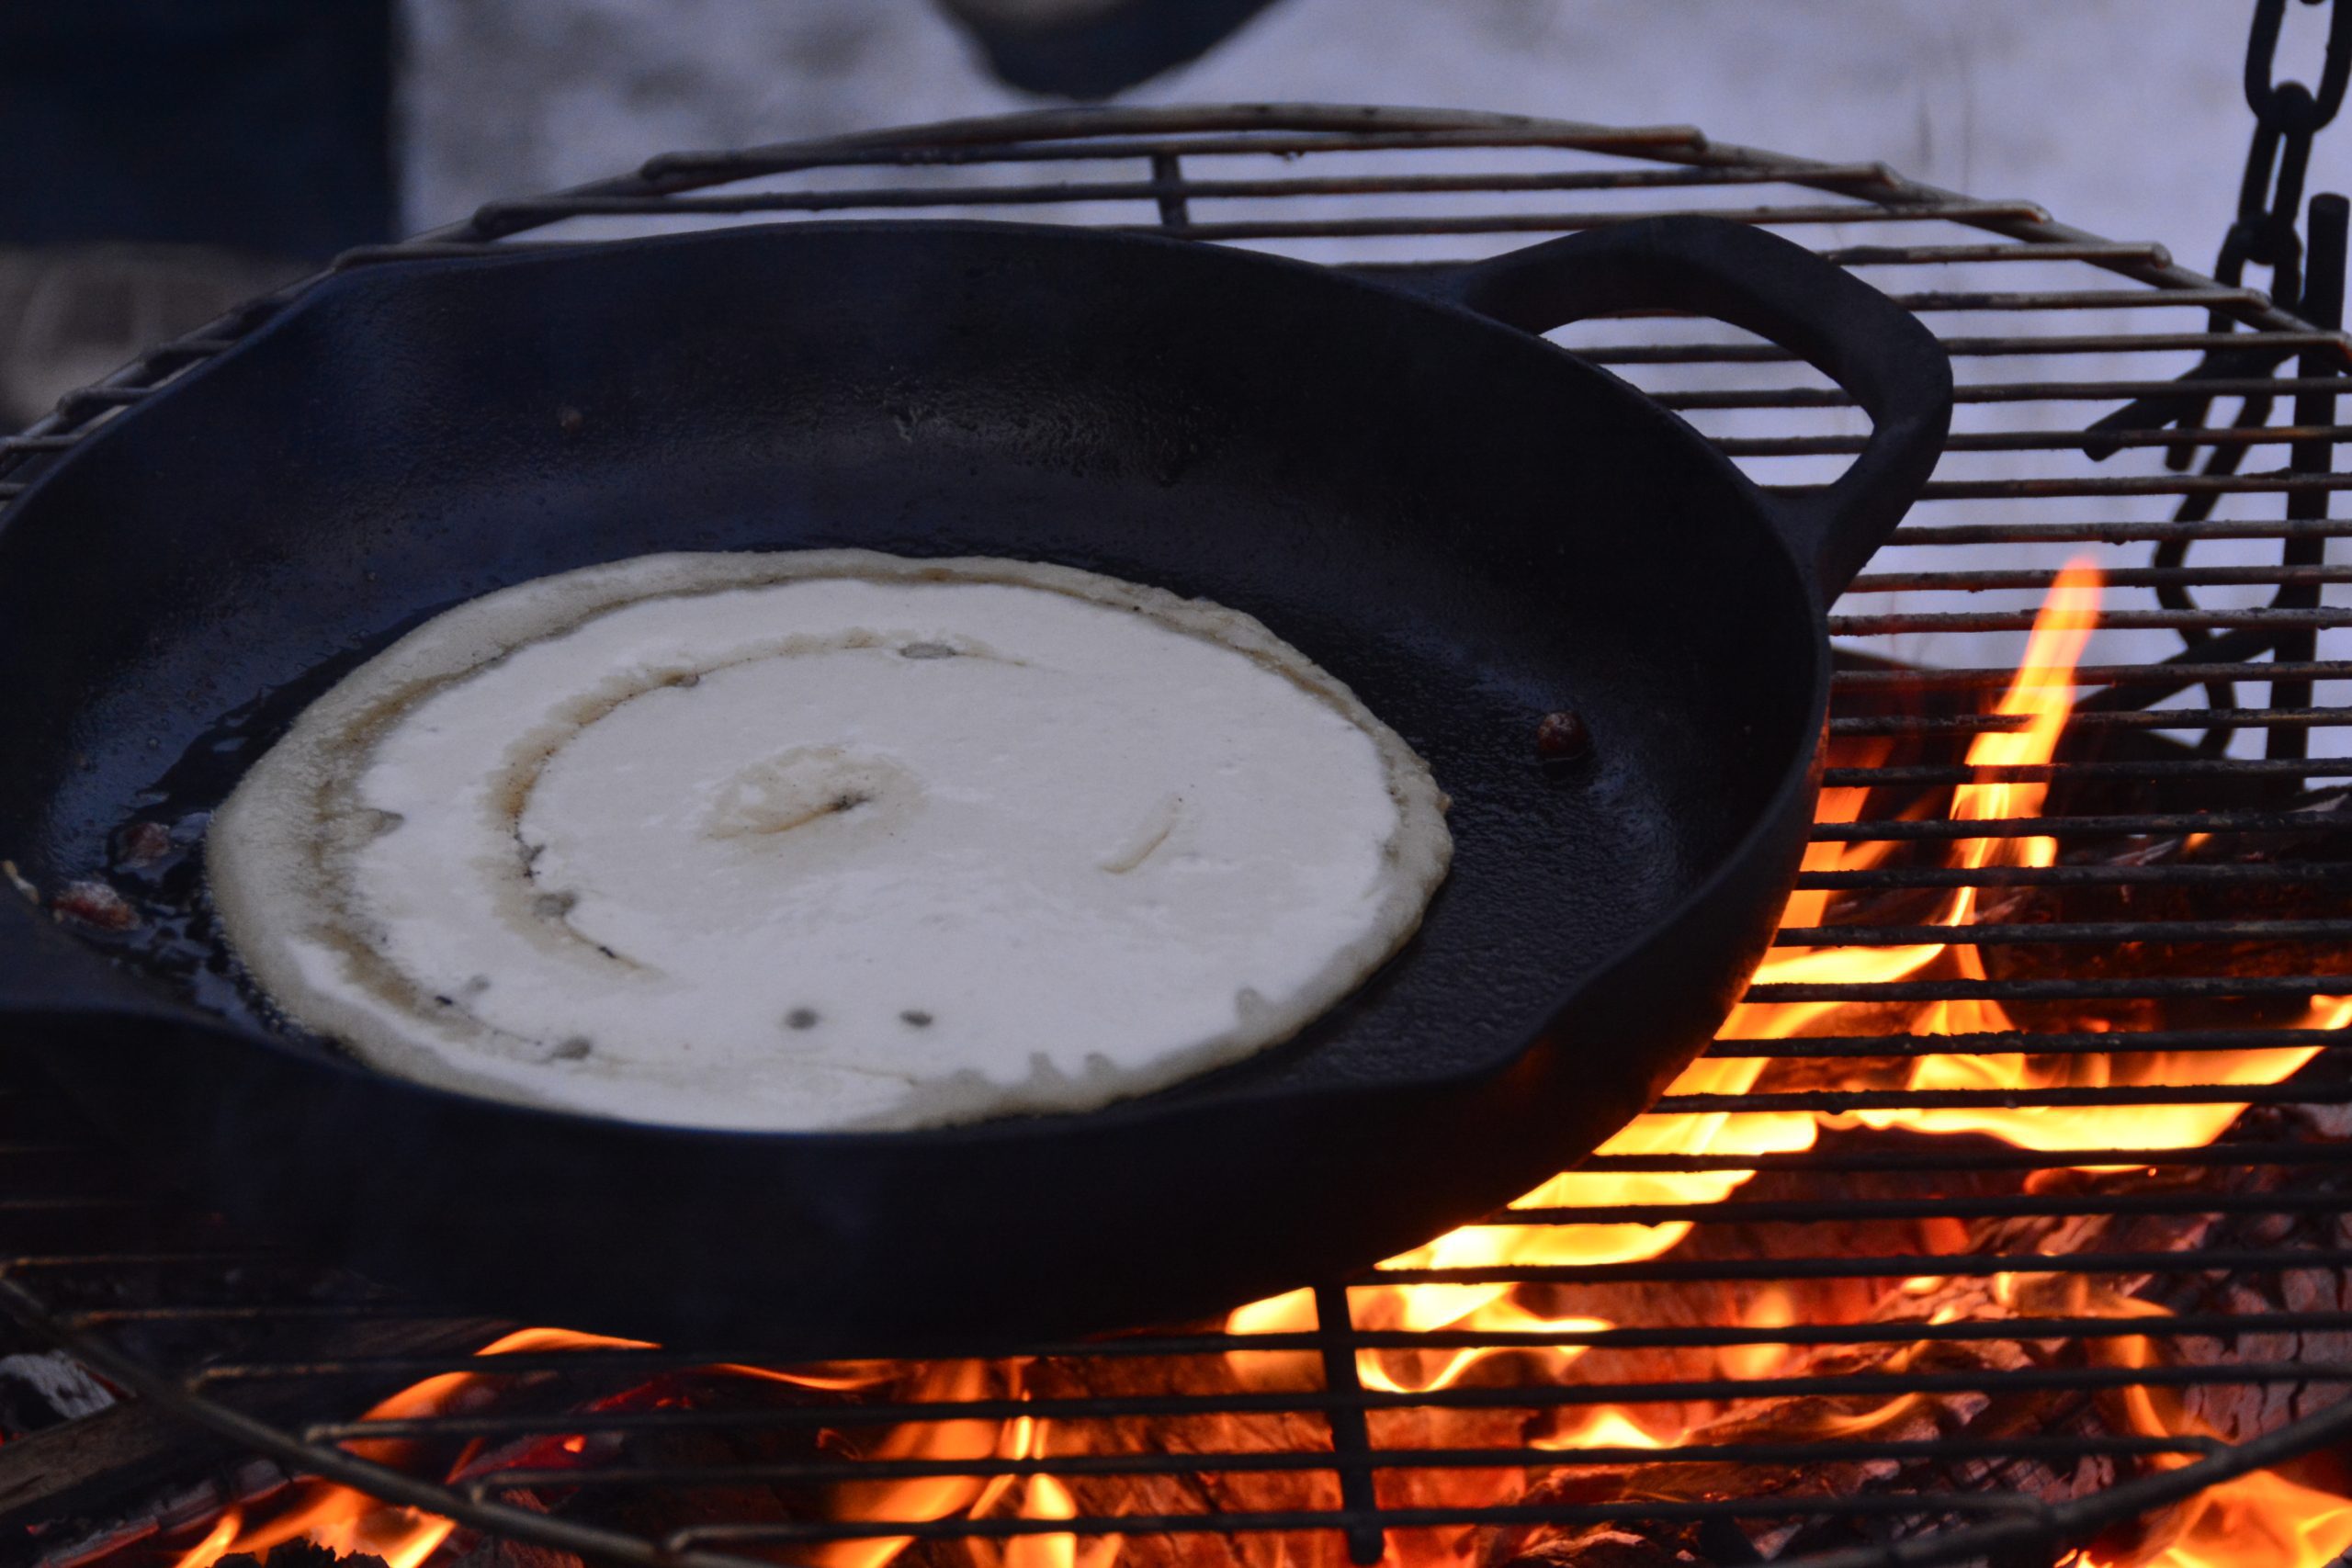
[4,106,2352,1568]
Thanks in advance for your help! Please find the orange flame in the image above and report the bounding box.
[177,558,2352,1568]
[168,1327,649,1568]
[1219,561,2120,1403]
[169,1506,244,1568]
[2092,1468,2352,1568]
[1525,1407,1668,1454]
[1204,557,2350,1567]
[1829,563,2335,1152]
[808,1360,1037,1568]
[1001,1454,1122,1568]
[2022,1289,2352,1568]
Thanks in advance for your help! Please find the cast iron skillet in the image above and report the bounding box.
[0,216,1948,1354]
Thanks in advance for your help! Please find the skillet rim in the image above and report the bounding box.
[0,215,1832,1149]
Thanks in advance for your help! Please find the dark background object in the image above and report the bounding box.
[0,216,1945,1355]
[940,0,1286,97]
[0,0,393,259]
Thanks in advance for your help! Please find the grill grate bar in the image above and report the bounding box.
[52,1303,447,1328]
[1821,761,2352,786]
[465,162,1905,222]
[1588,330,2348,362]
[1848,568,2352,592]
[1376,1253,2352,1288]
[1666,376,2350,408]
[175,1311,2352,1393]
[0,434,80,455]
[1808,807,2350,838]
[670,1495,2043,1552]
[1884,518,2352,543]
[1832,707,2351,734]
[1770,917,2352,945]
[3,1249,307,1271]
[1744,975,2352,1002]
[303,1360,2352,1445]
[1312,1281,1386,1564]
[1732,426,2352,456]
[461,1433,2215,1496]
[1494,1193,2352,1226]
[1832,660,2352,688]
[1817,241,2173,265]
[1096,200,2053,241]
[51,385,153,411]
[1706,1026,2352,1056]
[1649,1082,2352,1113]
[1829,605,2352,633]
[636,122,1718,175]
[1584,1143,2352,1172]
[1883,287,2263,311]
[1917,473,2352,498]
[323,235,2188,271]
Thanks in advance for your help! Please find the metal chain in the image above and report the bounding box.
[2166,0,2350,444]
[2215,0,2352,306]
[2109,0,2352,752]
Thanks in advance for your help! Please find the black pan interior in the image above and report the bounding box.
[0,223,1830,1348]
[0,221,1813,1100]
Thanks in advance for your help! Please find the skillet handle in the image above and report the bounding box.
[1422,216,1952,604]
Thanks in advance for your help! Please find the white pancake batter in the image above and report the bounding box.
[206,551,1452,1130]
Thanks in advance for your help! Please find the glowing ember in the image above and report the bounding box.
[159,559,2352,1568]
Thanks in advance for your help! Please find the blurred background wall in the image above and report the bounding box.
[1,0,2343,424]
[399,0,2291,263]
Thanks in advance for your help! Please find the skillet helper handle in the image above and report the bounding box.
[1428,216,1952,604]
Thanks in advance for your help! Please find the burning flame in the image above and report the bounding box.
[170,1507,245,1568]
[1213,558,2352,1564]
[1007,1465,1122,1568]
[168,1328,650,1568]
[1228,562,2123,1405]
[2095,1468,2352,1568]
[172,558,2352,1568]
[1819,563,2337,1152]
[808,1361,1036,1568]
[2049,1290,2352,1568]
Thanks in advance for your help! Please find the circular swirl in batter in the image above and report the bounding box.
[206,550,1452,1130]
